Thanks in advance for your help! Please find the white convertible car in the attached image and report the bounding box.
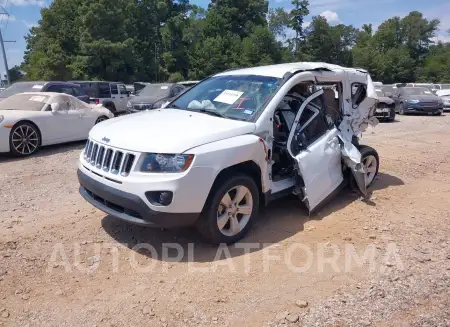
[0,92,114,156]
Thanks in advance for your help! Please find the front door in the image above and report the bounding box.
[287,89,344,211]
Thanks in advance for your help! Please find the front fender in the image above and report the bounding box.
[187,134,269,192]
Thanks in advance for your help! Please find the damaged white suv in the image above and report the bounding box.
[78,62,379,244]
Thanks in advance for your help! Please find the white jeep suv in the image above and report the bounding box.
[78,62,380,244]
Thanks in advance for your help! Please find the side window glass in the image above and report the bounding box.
[110,84,118,95]
[60,87,73,95]
[46,85,61,92]
[118,84,127,95]
[72,87,80,96]
[351,82,367,108]
[99,83,111,98]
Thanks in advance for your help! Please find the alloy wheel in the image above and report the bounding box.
[363,155,378,186]
[216,185,253,237]
[11,125,39,155]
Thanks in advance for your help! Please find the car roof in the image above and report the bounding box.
[214,62,366,78]
[70,81,123,84]
[18,92,73,97]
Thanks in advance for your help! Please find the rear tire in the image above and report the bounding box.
[398,103,405,115]
[388,108,396,121]
[359,145,379,188]
[196,174,259,245]
[95,116,108,124]
[9,122,41,157]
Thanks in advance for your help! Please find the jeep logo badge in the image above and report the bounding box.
[102,137,110,143]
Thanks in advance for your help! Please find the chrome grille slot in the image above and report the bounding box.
[96,146,105,168]
[103,149,113,171]
[90,144,98,164]
[121,154,135,176]
[111,152,123,174]
[86,141,93,159]
[82,139,137,177]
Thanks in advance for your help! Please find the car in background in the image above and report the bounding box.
[374,89,396,121]
[381,84,395,95]
[393,87,443,115]
[0,81,90,103]
[0,92,114,156]
[70,81,130,115]
[437,84,450,90]
[373,81,383,87]
[134,82,151,96]
[436,89,450,111]
[126,83,186,113]
[406,83,439,93]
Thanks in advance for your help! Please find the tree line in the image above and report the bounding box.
[17,0,450,84]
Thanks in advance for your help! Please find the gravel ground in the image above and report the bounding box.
[1,114,449,327]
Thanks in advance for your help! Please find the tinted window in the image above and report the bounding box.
[139,84,173,97]
[402,87,433,96]
[111,84,118,95]
[78,83,98,98]
[72,87,80,96]
[46,84,74,95]
[99,83,111,98]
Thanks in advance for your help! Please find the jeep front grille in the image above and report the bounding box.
[83,140,136,176]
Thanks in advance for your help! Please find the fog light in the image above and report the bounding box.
[145,191,173,206]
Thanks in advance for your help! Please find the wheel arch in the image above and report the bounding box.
[203,160,264,211]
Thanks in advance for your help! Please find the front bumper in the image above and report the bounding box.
[374,107,392,118]
[78,169,200,228]
[0,126,11,153]
[403,103,443,114]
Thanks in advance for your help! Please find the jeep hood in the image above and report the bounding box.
[89,109,256,153]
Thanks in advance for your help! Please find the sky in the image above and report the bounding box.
[0,0,449,77]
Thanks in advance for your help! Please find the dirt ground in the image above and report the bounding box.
[0,114,449,327]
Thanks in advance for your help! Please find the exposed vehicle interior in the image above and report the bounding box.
[271,82,343,188]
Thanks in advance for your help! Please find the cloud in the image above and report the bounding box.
[320,10,339,23]
[22,20,37,28]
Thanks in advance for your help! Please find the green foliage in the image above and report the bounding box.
[21,1,450,84]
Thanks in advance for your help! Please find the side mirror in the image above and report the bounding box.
[51,103,60,112]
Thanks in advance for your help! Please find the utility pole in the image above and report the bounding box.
[0,5,16,87]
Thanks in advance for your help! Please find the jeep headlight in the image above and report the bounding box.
[127,101,132,108]
[140,153,194,173]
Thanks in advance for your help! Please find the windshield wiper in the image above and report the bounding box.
[198,109,227,118]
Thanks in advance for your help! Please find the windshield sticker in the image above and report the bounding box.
[214,90,244,105]
[161,86,169,90]
[32,85,43,89]
[29,96,46,102]
[243,109,253,115]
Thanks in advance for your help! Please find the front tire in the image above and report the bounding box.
[398,103,405,115]
[388,108,396,121]
[359,145,379,188]
[196,174,260,245]
[9,122,41,157]
[95,116,108,124]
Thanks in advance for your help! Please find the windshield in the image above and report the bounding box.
[0,82,45,98]
[170,75,281,121]
[403,87,433,96]
[0,94,49,111]
[138,84,172,97]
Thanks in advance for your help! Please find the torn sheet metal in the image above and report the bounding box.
[338,71,379,142]
[337,132,367,197]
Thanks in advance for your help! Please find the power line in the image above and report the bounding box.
[0,4,16,87]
